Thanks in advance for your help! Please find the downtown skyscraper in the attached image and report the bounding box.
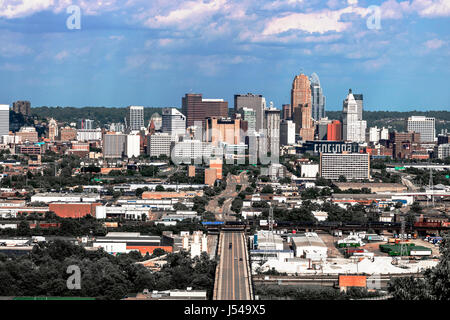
[234,93,266,132]
[126,106,145,131]
[342,89,367,143]
[291,73,314,141]
[310,73,326,121]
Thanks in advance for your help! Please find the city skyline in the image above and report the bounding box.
[0,0,449,110]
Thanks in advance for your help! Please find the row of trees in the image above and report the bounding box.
[0,240,217,300]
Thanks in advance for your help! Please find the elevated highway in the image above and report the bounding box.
[213,231,253,300]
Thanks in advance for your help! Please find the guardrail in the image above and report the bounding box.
[242,232,254,300]
[212,232,223,300]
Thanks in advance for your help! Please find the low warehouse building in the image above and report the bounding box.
[49,202,101,218]
[291,232,328,261]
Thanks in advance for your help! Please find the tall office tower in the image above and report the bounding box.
[12,101,31,117]
[103,133,126,158]
[48,118,58,141]
[126,106,145,131]
[342,89,367,143]
[162,108,186,137]
[281,104,291,120]
[234,93,266,132]
[327,120,342,141]
[407,116,436,143]
[317,118,332,140]
[238,107,256,136]
[0,105,10,136]
[291,73,314,140]
[310,73,326,121]
[182,93,228,128]
[150,113,162,131]
[369,127,381,143]
[79,119,94,130]
[380,127,389,140]
[264,108,281,157]
[353,93,363,121]
[126,134,141,158]
[280,120,296,145]
[205,118,243,146]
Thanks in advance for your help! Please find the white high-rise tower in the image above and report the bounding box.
[342,89,366,143]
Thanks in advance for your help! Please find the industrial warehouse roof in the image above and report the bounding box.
[291,233,326,248]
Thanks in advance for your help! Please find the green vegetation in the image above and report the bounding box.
[0,240,216,300]
[31,107,164,127]
[255,285,382,300]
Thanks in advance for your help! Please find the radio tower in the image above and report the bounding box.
[400,217,408,257]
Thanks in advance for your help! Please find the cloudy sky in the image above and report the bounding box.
[0,0,449,111]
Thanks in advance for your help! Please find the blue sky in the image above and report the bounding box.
[0,0,449,111]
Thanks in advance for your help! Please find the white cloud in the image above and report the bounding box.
[424,38,445,49]
[262,6,369,35]
[379,0,450,20]
[0,0,123,19]
[0,0,55,19]
[109,35,124,41]
[55,50,69,61]
[143,0,227,29]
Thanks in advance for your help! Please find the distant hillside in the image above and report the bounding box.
[31,106,164,127]
[31,107,450,133]
[326,110,450,133]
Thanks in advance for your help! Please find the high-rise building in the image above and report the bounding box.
[281,104,291,120]
[205,118,243,146]
[327,120,342,141]
[342,89,366,143]
[48,118,58,141]
[280,120,295,146]
[437,144,450,160]
[0,105,10,137]
[238,107,256,136]
[162,108,186,137]
[380,127,389,140]
[353,94,363,121]
[264,108,280,158]
[12,101,31,117]
[126,134,141,158]
[369,127,381,143]
[320,153,370,180]
[310,73,326,121]
[182,94,228,128]
[234,93,266,132]
[147,133,176,158]
[150,113,162,131]
[317,118,332,140]
[79,119,94,130]
[126,106,145,131]
[407,116,436,143]
[291,73,314,140]
[103,133,126,158]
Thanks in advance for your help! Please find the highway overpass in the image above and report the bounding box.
[213,231,253,300]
